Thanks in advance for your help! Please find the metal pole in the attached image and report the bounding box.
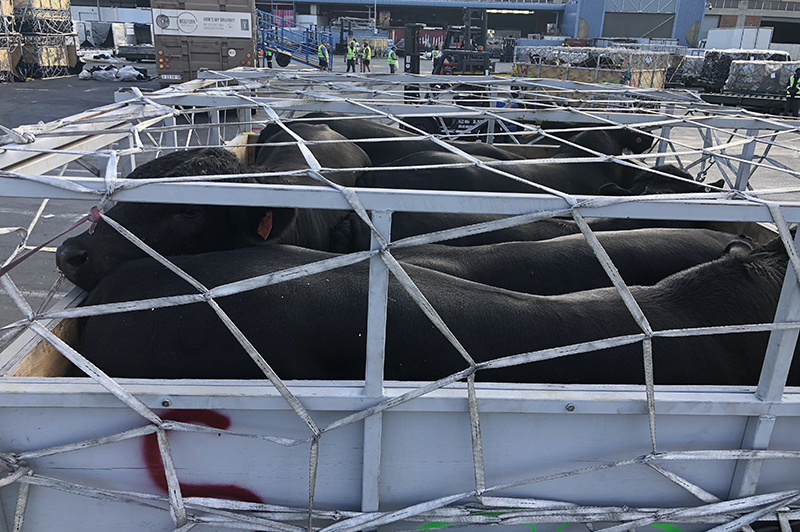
[364,210,391,397]
[655,104,675,167]
[735,128,758,190]
[209,109,221,147]
[362,210,391,516]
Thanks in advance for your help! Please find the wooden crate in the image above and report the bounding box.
[514,62,667,88]
[0,287,82,377]
[0,39,21,81]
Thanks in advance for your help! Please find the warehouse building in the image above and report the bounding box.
[65,0,706,47]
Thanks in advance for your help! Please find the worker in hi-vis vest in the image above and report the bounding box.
[318,42,329,71]
[387,45,398,74]
[785,67,800,117]
[345,40,357,73]
[361,41,371,72]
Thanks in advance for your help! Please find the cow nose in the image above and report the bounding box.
[56,245,88,279]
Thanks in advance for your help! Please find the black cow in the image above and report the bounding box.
[329,212,578,252]
[356,145,663,196]
[600,164,725,196]
[553,128,653,190]
[391,228,754,295]
[329,208,716,253]
[338,162,716,252]
[75,238,797,386]
[57,126,371,291]
[553,128,652,158]
[256,112,525,166]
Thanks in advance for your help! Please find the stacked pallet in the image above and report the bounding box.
[513,47,670,89]
[11,0,76,79]
[698,49,790,91]
[724,60,800,94]
[1,0,18,81]
[1,0,11,32]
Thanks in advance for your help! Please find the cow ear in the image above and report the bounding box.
[228,206,295,246]
[724,241,754,257]
[599,183,632,196]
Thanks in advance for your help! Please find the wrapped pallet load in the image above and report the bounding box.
[678,55,704,85]
[699,49,790,91]
[724,60,800,95]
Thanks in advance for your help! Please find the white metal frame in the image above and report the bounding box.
[2,71,800,532]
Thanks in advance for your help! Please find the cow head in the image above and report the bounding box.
[619,128,654,155]
[58,125,371,291]
[556,128,654,158]
[56,148,272,291]
[599,165,724,196]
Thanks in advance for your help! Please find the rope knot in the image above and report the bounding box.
[88,206,102,235]
[0,452,19,472]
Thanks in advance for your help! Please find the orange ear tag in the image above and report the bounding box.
[257,211,273,240]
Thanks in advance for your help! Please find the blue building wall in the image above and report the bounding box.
[672,0,705,47]
[581,0,606,39]
[562,1,578,38]
[560,0,606,39]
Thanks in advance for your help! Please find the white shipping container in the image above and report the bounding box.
[705,27,773,51]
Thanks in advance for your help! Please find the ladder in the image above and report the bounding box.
[256,10,331,69]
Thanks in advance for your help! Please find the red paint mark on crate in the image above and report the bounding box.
[143,409,263,504]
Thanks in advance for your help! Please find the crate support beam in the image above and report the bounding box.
[164,115,178,152]
[209,109,221,147]
[118,133,135,177]
[654,104,675,167]
[735,129,759,191]
[728,414,776,499]
[362,210,391,514]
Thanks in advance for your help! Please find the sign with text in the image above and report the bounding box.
[152,9,252,38]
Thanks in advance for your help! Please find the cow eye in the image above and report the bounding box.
[635,137,642,143]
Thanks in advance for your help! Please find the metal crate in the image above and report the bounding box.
[1,71,800,532]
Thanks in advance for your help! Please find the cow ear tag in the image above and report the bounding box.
[257,211,273,240]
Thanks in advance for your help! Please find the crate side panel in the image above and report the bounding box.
[378,410,750,510]
[0,405,364,530]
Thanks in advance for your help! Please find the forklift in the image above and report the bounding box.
[431,8,493,75]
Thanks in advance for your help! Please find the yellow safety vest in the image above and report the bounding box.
[362,46,371,60]
[346,45,356,60]
[788,75,800,96]
[387,50,397,65]
[318,44,328,59]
